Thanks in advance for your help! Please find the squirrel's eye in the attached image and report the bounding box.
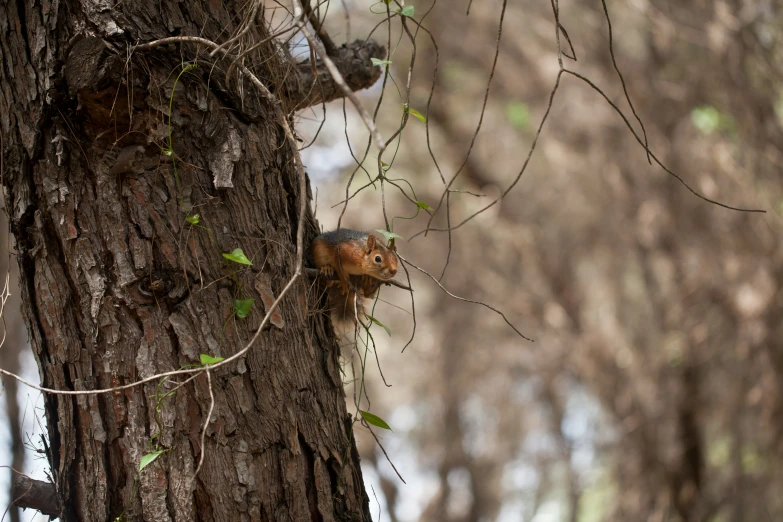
[374,255,382,263]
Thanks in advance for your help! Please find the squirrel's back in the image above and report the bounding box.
[314,229,368,245]
[308,229,367,265]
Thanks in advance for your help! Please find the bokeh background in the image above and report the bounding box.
[3,0,783,521]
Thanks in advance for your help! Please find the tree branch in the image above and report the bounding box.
[302,0,337,54]
[291,0,386,150]
[287,39,385,110]
[10,476,59,518]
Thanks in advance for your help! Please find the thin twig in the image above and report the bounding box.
[303,0,337,54]
[424,0,508,237]
[409,71,564,239]
[399,259,417,353]
[563,69,765,213]
[361,419,406,484]
[398,253,533,342]
[599,0,650,164]
[209,0,263,57]
[337,8,394,229]
[194,369,215,476]
[292,0,386,151]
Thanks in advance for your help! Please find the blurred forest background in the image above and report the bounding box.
[2,0,782,521]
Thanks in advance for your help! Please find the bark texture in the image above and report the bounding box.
[0,1,379,520]
[11,476,60,517]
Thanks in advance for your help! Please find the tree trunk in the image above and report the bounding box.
[0,1,381,520]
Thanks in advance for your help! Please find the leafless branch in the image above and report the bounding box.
[292,0,387,151]
[7,473,58,518]
[194,369,215,476]
[398,253,533,342]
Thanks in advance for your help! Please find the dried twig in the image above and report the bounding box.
[360,419,406,484]
[398,253,533,342]
[208,0,263,57]
[194,369,215,476]
[291,0,386,151]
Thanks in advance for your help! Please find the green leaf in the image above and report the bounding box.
[404,105,426,123]
[371,58,392,66]
[367,315,392,336]
[397,5,414,17]
[360,410,392,430]
[199,353,225,366]
[139,450,165,472]
[691,106,721,135]
[416,201,433,211]
[233,298,255,319]
[505,101,530,130]
[162,148,173,157]
[375,229,404,242]
[222,248,253,266]
[186,214,200,225]
[690,105,735,137]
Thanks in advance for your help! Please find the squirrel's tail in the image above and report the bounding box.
[327,285,367,326]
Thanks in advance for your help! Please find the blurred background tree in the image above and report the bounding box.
[301,1,782,521]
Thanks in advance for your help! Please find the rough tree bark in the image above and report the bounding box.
[0,1,382,520]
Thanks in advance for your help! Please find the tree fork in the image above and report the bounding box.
[0,1,382,520]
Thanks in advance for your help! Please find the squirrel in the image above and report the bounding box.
[310,229,398,330]
[310,229,398,296]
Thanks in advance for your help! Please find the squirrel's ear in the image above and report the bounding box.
[365,234,376,254]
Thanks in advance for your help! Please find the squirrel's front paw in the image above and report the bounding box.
[320,265,335,278]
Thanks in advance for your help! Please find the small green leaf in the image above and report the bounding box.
[233,298,254,319]
[360,410,392,430]
[163,148,173,157]
[371,58,392,66]
[367,315,392,336]
[691,106,721,135]
[505,101,530,130]
[222,248,253,266]
[199,353,225,366]
[139,450,165,472]
[690,105,735,137]
[375,229,404,242]
[407,107,426,123]
[186,214,200,225]
[397,5,414,17]
[416,201,433,211]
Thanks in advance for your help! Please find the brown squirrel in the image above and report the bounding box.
[310,229,398,328]
[310,229,398,296]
